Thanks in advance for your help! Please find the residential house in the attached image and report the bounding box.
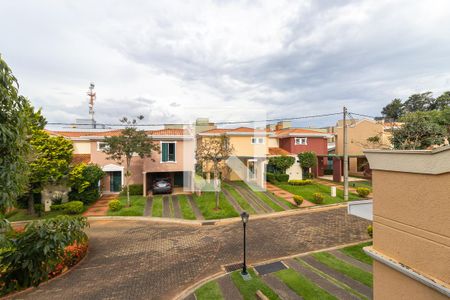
[47,127,195,196]
[349,146,450,299]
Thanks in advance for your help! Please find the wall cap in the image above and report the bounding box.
[364,145,450,174]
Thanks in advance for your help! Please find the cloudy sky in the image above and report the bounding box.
[2,0,450,128]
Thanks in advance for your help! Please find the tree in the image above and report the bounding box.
[297,151,317,178]
[391,111,446,150]
[0,55,31,213]
[433,91,450,111]
[403,92,434,112]
[27,130,74,214]
[69,163,105,204]
[381,98,404,120]
[268,156,295,174]
[195,135,234,209]
[103,116,159,207]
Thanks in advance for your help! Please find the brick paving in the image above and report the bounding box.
[82,194,117,216]
[266,183,315,207]
[18,207,370,300]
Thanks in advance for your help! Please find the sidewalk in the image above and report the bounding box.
[265,183,315,207]
[83,194,118,216]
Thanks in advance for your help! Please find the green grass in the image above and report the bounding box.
[6,209,82,222]
[312,252,373,287]
[340,242,373,265]
[193,192,239,220]
[107,195,146,216]
[195,280,224,300]
[152,195,163,217]
[348,181,372,189]
[168,196,174,217]
[275,182,361,204]
[255,192,284,212]
[222,183,256,214]
[230,268,280,300]
[178,194,196,220]
[275,268,337,300]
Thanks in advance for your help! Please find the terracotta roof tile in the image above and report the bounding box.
[72,154,91,164]
[274,128,326,135]
[46,128,186,138]
[268,147,292,156]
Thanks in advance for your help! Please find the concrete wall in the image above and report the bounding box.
[278,137,327,155]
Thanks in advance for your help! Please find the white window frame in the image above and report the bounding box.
[160,141,177,163]
[251,137,265,144]
[97,141,109,151]
[295,137,308,145]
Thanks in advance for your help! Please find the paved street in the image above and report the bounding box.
[16,207,370,300]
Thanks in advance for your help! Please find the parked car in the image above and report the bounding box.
[152,178,172,194]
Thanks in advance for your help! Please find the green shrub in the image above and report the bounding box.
[276,174,289,182]
[324,169,333,175]
[108,200,122,212]
[50,204,64,211]
[266,172,277,184]
[367,225,373,238]
[69,163,105,204]
[356,187,371,198]
[312,192,324,204]
[0,216,88,295]
[293,195,304,206]
[63,201,84,215]
[288,179,313,186]
[120,184,143,196]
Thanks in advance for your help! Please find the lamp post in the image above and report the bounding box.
[240,211,249,277]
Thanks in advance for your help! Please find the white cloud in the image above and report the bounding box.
[1,0,450,127]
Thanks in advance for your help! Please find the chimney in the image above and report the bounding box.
[266,124,276,131]
[195,118,216,133]
[275,120,292,130]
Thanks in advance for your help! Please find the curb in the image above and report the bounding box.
[173,239,373,300]
[9,202,350,227]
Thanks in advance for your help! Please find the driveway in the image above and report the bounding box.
[15,207,370,300]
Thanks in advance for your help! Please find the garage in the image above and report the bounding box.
[145,171,193,194]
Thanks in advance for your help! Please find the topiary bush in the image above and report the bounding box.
[120,184,143,196]
[288,179,313,186]
[108,200,122,212]
[63,201,84,215]
[276,174,289,182]
[356,187,371,198]
[367,225,373,238]
[312,192,324,204]
[293,195,304,206]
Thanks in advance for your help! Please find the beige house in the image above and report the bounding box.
[362,146,450,299]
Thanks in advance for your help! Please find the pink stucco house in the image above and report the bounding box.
[47,127,195,195]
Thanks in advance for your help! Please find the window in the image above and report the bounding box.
[97,142,109,151]
[251,137,265,144]
[295,137,307,145]
[161,142,176,162]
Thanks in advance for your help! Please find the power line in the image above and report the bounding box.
[349,112,380,119]
[46,112,343,127]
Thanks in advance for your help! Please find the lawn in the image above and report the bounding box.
[275,268,336,300]
[193,191,239,220]
[340,242,373,265]
[232,181,291,211]
[107,195,146,216]
[177,194,196,220]
[6,208,82,222]
[230,268,280,300]
[152,195,163,217]
[312,252,373,287]
[222,183,256,214]
[276,182,361,204]
[195,280,224,300]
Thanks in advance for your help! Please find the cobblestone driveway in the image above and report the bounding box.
[16,207,370,300]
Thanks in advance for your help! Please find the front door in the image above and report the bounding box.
[110,171,122,192]
[247,160,256,181]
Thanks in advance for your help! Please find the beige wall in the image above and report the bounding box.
[336,120,387,155]
[229,136,269,157]
[72,141,91,154]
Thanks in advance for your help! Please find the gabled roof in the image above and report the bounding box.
[200,127,269,136]
[268,147,292,156]
[274,128,332,138]
[46,128,187,139]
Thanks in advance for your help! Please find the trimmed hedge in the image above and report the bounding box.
[120,184,143,196]
[367,225,373,238]
[312,192,324,204]
[288,179,313,186]
[266,173,289,183]
[50,201,84,215]
[356,187,371,198]
[293,195,304,206]
[108,200,122,212]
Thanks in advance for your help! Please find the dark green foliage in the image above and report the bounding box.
[266,172,289,183]
[276,174,289,182]
[108,200,122,211]
[266,172,277,184]
[0,216,88,294]
[268,155,295,173]
[391,111,447,149]
[298,152,317,168]
[120,184,143,196]
[69,163,105,204]
[380,91,449,118]
[381,98,404,120]
[50,201,84,214]
[403,92,434,112]
[288,179,313,186]
[356,187,371,198]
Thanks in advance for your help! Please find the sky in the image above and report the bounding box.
[1,0,450,128]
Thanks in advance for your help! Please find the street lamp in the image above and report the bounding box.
[241,211,249,277]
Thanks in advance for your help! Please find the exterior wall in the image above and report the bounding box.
[373,261,448,300]
[89,141,144,185]
[278,137,327,155]
[228,136,269,157]
[72,141,91,154]
[268,137,279,148]
[335,120,386,155]
[286,158,302,180]
[143,140,192,173]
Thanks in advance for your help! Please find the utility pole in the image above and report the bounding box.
[343,106,349,201]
